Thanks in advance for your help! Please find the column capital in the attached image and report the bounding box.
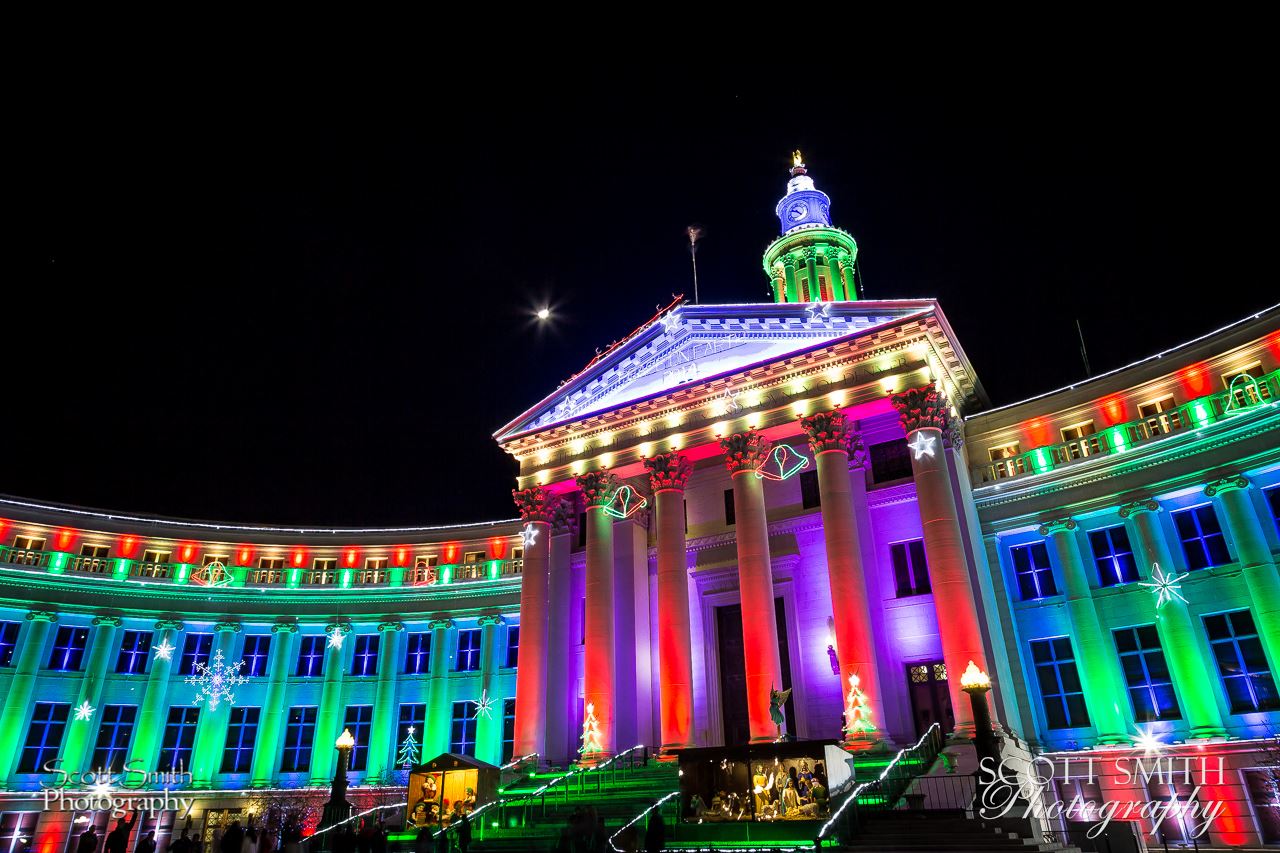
[643,451,693,493]
[719,429,772,475]
[1119,498,1160,519]
[26,609,57,623]
[575,469,618,508]
[1037,517,1078,536]
[478,615,506,627]
[155,619,185,632]
[512,486,560,524]
[799,409,858,455]
[214,621,242,634]
[889,383,949,434]
[270,622,299,635]
[325,622,352,638]
[428,618,454,631]
[377,621,404,633]
[943,413,966,450]
[92,615,123,628]
[1204,474,1251,497]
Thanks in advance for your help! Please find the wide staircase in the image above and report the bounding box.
[844,811,1081,852]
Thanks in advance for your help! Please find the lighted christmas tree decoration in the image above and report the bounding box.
[579,702,603,754]
[601,484,647,519]
[907,431,938,460]
[186,649,248,710]
[519,522,538,549]
[74,700,95,722]
[1139,563,1189,608]
[843,673,877,737]
[473,689,496,720]
[754,444,810,481]
[153,638,176,662]
[397,726,420,768]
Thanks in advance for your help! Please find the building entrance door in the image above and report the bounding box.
[906,661,953,739]
[716,598,795,746]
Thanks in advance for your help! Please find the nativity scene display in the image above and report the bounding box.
[676,742,835,824]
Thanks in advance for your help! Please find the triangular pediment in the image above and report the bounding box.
[495,300,940,442]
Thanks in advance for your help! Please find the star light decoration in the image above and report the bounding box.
[1131,726,1167,759]
[907,431,938,460]
[1139,563,1189,609]
[520,523,539,549]
[328,628,347,650]
[473,689,496,720]
[660,309,681,334]
[153,638,176,662]
[185,649,248,711]
[806,301,831,322]
[74,701,96,721]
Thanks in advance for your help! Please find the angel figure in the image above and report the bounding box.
[768,685,793,740]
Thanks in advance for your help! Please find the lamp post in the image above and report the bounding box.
[319,728,356,849]
[960,661,1002,818]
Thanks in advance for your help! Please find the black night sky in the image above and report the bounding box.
[8,64,1274,526]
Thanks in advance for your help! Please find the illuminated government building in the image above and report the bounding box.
[2,155,1279,851]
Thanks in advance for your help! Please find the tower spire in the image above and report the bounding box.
[763,153,859,303]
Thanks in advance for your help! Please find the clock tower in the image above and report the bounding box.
[763,152,860,303]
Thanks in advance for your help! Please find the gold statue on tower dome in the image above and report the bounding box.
[791,150,806,173]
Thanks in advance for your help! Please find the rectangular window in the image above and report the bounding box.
[450,701,478,756]
[280,707,317,773]
[723,489,735,526]
[159,707,199,772]
[1172,504,1231,570]
[48,626,90,671]
[404,632,431,675]
[9,535,47,566]
[455,629,481,672]
[1222,361,1272,407]
[1204,609,1280,713]
[870,438,913,483]
[76,543,111,574]
[1268,486,1280,535]
[577,512,587,548]
[398,703,426,767]
[1,814,39,853]
[90,705,137,772]
[463,551,485,564]
[799,469,821,509]
[504,626,519,669]
[0,622,20,667]
[115,630,152,674]
[259,557,285,570]
[1114,626,1180,722]
[890,539,930,597]
[242,635,271,678]
[19,702,70,772]
[350,635,379,677]
[178,633,212,676]
[1138,395,1182,437]
[343,705,374,772]
[1089,525,1139,587]
[360,558,389,585]
[1011,541,1058,600]
[248,569,283,585]
[502,698,516,764]
[295,636,326,677]
[1030,637,1089,729]
[221,706,260,773]
[139,549,172,579]
[1060,421,1101,460]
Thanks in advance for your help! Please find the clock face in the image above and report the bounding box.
[788,201,809,221]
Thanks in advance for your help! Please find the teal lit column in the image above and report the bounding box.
[127,619,184,779]
[309,622,351,786]
[425,619,454,757]
[1120,500,1227,738]
[475,615,503,765]
[365,621,404,782]
[803,248,819,302]
[60,615,123,773]
[1205,476,1280,669]
[825,250,845,301]
[1038,519,1130,744]
[838,254,857,300]
[190,621,241,786]
[783,257,799,304]
[250,622,298,787]
[0,610,58,786]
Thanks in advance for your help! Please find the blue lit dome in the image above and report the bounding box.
[774,151,832,234]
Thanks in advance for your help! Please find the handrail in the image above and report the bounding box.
[608,790,679,853]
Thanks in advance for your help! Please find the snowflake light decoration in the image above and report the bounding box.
[327,627,349,650]
[153,639,176,662]
[185,649,248,710]
[1139,563,1189,608]
[473,689,496,720]
[74,701,96,721]
[520,523,538,549]
[907,431,938,460]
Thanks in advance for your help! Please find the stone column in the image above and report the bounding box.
[720,430,786,743]
[60,615,124,773]
[191,621,242,787]
[825,251,845,301]
[511,487,558,763]
[643,451,695,756]
[1205,475,1280,669]
[577,469,617,761]
[1037,518,1130,744]
[1120,499,1226,738]
[128,619,184,778]
[250,622,297,787]
[783,256,799,304]
[365,621,404,781]
[0,610,57,785]
[475,615,504,765]
[891,385,990,733]
[839,253,858,300]
[803,248,819,302]
[425,619,454,757]
[800,411,883,747]
[309,622,351,785]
